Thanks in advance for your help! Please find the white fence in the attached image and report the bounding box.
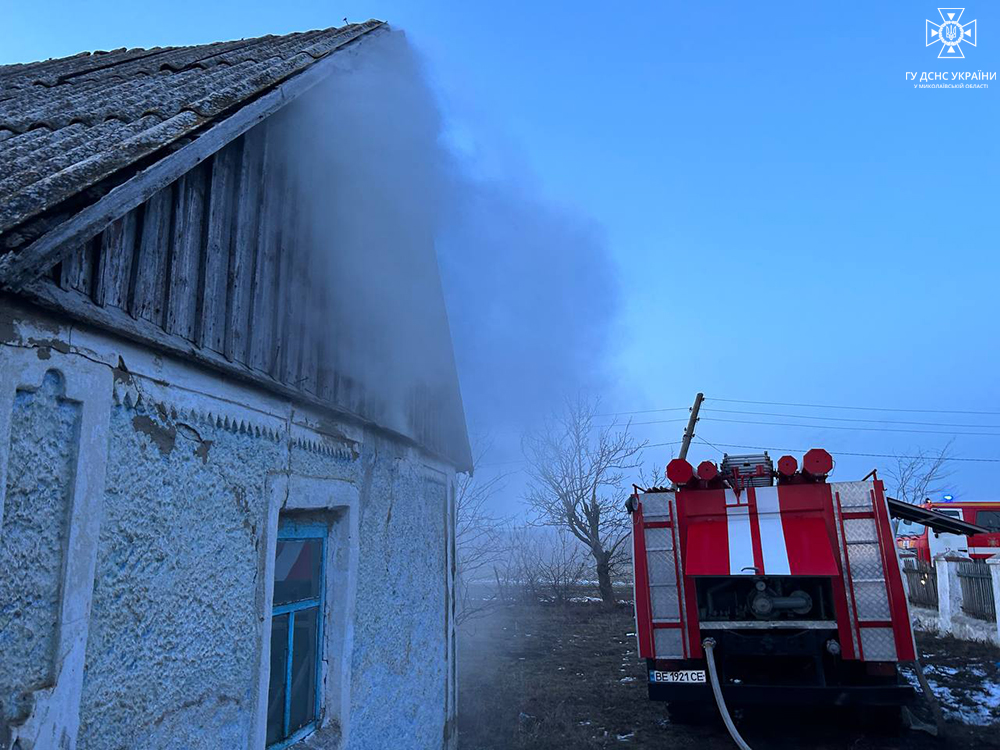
[902,553,1000,646]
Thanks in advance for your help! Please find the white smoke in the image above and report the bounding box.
[275,29,620,478]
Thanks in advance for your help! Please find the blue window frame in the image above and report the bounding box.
[267,518,326,748]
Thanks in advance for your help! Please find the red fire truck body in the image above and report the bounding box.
[897,501,1000,564]
[629,451,916,710]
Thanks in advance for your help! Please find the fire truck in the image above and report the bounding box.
[626,448,977,725]
[897,500,1000,564]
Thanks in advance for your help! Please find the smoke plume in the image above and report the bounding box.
[276,29,620,474]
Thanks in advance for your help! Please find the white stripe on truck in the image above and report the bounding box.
[725,490,756,575]
[755,486,791,575]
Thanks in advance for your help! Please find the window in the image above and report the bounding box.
[267,518,326,748]
[896,518,926,536]
[255,475,359,749]
[974,510,1000,532]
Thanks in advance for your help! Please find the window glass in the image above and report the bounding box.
[896,518,925,535]
[266,614,289,745]
[289,608,319,732]
[267,523,325,747]
[273,539,322,606]
[975,510,1000,531]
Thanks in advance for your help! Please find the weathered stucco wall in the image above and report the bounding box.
[0,300,457,750]
[347,469,447,750]
[77,402,286,750]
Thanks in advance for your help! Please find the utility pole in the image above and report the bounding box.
[678,392,705,462]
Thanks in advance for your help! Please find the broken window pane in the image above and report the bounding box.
[266,613,289,744]
[289,607,319,732]
[273,539,322,605]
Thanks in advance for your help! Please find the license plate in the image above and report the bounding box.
[649,669,707,684]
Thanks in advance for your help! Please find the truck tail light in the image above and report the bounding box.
[654,659,683,671]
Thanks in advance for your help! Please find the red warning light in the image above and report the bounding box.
[777,455,798,477]
[666,458,694,485]
[697,461,719,481]
[802,448,833,477]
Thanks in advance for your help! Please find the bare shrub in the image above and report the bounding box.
[538,530,589,604]
[456,439,511,623]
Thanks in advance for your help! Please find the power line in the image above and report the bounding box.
[694,435,725,456]
[595,406,688,417]
[709,397,1000,417]
[680,440,1000,464]
[702,407,1000,430]
[604,414,1000,437]
[701,416,1000,438]
[476,440,685,468]
[596,398,1000,421]
[595,417,689,428]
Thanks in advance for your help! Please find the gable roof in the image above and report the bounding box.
[0,21,383,259]
[0,22,473,472]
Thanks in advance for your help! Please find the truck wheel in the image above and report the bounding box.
[666,702,717,725]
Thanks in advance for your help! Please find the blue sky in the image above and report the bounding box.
[5,1,999,499]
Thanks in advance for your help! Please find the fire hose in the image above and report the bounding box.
[702,636,940,745]
[702,638,753,750]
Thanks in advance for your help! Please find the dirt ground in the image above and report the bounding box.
[457,602,1000,749]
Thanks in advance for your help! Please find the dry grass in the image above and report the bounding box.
[457,601,1000,750]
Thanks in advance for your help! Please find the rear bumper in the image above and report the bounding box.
[649,682,916,706]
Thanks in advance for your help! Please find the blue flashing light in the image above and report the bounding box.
[943,494,954,502]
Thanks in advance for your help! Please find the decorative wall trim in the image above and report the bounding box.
[0,348,112,749]
[2,302,355,454]
[289,436,356,460]
[111,383,286,444]
[2,296,470,471]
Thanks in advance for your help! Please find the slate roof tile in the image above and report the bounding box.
[0,21,383,238]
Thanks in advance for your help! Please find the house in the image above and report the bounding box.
[0,21,471,750]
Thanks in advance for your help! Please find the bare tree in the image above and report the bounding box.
[456,439,511,624]
[886,441,955,505]
[522,396,645,608]
[885,441,955,531]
